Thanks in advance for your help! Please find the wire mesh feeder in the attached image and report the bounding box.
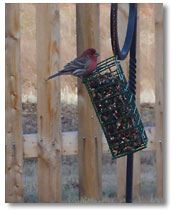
[83,56,148,159]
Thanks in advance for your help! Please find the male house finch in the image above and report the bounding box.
[46,48,100,80]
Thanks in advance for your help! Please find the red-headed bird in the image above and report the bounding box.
[46,48,100,80]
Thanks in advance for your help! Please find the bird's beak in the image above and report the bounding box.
[45,72,60,81]
[94,52,100,57]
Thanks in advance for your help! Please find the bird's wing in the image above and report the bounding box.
[63,57,91,72]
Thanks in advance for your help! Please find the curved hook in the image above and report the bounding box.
[110,3,137,60]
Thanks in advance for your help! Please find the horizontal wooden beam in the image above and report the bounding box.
[23,127,155,158]
[23,134,38,158]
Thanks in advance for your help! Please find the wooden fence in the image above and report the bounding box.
[5,3,163,202]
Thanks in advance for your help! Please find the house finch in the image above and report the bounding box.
[46,48,100,80]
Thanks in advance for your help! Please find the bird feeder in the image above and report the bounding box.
[83,55,148,159]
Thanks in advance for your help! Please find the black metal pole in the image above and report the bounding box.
[110,3,138,203]
[125,8,137,203]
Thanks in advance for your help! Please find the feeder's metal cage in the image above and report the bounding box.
[83,56,148,159]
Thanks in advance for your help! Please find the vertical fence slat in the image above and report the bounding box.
[76,3,102,200]
[116,4,128,201]
[132,4,142,200]
[36,4,61,202]
[117,157,126,201]
[155,3,163,198]
[133,153,140,200]
[5,3,23,203]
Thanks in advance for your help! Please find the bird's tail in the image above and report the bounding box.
[46,70,65,81]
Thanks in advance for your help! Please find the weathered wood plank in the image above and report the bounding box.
[23,134,38,158]
[155,3,163,198]
[36,4,61,202]
[115,4,128,201]
[76,3,102,200]
[5,3,23,203]
[132,4,142,199]
[62,131,78,155]
[23,127,155,158]
[117,156,127,201]
[144,127,155,151]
